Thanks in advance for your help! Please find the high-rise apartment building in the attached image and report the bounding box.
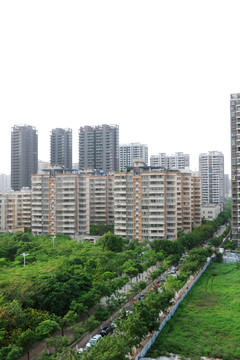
[199,151,224,206]
[79,124,119,172]
[150,152,190,169]
[11,125,38,190]
[114,162,201,241]
[31,166,114,236]
[50,128,72,169]
[119,143,148,171]
[231,93,240,240]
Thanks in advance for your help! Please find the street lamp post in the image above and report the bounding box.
[52,236,56,248]
[20,253,29,267]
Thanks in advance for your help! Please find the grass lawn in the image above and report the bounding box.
[146,262,240,360]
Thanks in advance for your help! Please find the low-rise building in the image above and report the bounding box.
[201,203,221,220]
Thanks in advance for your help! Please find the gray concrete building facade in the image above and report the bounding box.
[11,125,38,190]
[50,128,72,169]
[78,124,119,172]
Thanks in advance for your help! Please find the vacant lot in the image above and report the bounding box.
[147,262,240,360]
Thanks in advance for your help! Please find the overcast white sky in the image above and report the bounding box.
[0,0,239,176]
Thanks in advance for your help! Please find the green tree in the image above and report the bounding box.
[84,315,100,335]
[94,305,109,322]
[80,333,129,360]
[68,322,85,338]
[6,346,23,360]
[35,320,60,339]
[90,222,114,236]
[118,304,159,349]
[101,232,124,252]
[122,260,139,280]
[164,276,182,292]
[0,299,26,335]
[24,307,52,330]
[16,329,36,360]
[70,301,88,320]
[58,310,79,336]
[214,251,223,263]
[0,346,23,360]
[46,335,68,354]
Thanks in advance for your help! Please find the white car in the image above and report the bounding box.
[85,334,102,349]
[77,348,86,355]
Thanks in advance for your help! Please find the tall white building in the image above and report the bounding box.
[119,143,148,171]
[150,152,190,170]
[199,151,224,206]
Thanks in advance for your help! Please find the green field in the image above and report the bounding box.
[147,262,240,360]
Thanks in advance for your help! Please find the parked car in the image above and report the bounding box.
[100,327,112,337]
[85,334,102,349]
[110,323,117,331]
[77,347,87,357]
[111,320,119,329]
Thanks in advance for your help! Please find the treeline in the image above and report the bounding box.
[0,210,230,359]
[151,209,230,259]
[0,232,167,359]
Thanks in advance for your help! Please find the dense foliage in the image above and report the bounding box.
[90,222,114,236]
[0,209,230,359]
[63,245,213,360]
[0,232,162,358]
